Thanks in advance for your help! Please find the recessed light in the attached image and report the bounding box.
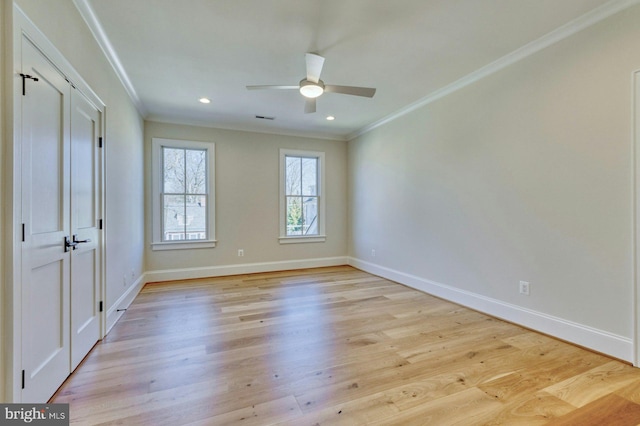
[326,115,335,121]
[199,97,211,104]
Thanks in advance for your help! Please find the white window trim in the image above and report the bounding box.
[279,148,326,244]
[151,138,216,250]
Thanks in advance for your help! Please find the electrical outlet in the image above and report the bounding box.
[371,249,376,257]
[519,281,530,296]
[238,249,244,257]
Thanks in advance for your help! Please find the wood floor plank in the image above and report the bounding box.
[478,343,611,403]
[371,387,504,426]
[197,395,302,426]
[543,360,640,408]
[545,393,640,426]
[481,392,576,426]
[51,266,640,425]
[284,391,402,426]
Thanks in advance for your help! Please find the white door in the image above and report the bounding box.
[20,37,102,402]
[70,88,101,371]
[21,37,72,403]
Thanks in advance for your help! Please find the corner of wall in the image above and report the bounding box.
[0,0,7,403]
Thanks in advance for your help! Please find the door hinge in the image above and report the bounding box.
[64,77,76,89]
[19,73,39,96]
[21,223,25,242]
[98,137,103,148]
[99,219,103,230]
[99,301,103,312]
[21,370,25,389]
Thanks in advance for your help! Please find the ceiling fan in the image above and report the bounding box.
[246,53,376,114]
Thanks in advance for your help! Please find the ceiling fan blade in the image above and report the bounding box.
[324,85,376,98]
[246,85,299,90]
[305,53,325,84]
[304,98,316,114]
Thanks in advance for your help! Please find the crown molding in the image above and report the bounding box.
[349,0,640,141]
[145,116,348,142]
[73,0,147,117]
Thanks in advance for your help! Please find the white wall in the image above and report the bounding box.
[349,6,640,361]
[144,121,348,279]
[2,0,144,401]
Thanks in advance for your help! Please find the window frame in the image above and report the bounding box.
[279,148,326,244]
[151,138,216,250]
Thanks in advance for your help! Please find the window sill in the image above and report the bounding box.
[151,240,217,251]
[279,235,326,244]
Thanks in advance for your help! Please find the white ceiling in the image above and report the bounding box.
[81,0,622,140]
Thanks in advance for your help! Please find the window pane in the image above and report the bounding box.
[285,156,301,195]
[186,195,207,240]
[186,149,206,194]
[286,196,303,235]
[163,148,185,193]
[302,196,318,235]
[163,194,185,241]
[301,157,317,196]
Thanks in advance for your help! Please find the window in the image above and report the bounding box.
[152,138,215,250]
[279,149,325,243]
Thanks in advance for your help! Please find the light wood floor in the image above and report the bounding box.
[53,266,640,425]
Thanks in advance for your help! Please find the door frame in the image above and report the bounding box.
[6,4,106,402]
[629,69,640,368]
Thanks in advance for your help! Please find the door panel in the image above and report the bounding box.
[30,86,63,234]
[28,261,64,375]
[72,251,96,331]
[21,38,71,403]
[70,89,101,371]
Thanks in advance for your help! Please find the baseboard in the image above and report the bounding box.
[348,257,634,363]
[144,256,349,283]
[105,274,145,334]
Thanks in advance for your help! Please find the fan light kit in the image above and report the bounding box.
[247,53,376,114]
[299,80,325,98]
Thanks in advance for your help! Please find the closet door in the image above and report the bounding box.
[70,88,102,371]
[20,36,103,402]
[20,38,72,403]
